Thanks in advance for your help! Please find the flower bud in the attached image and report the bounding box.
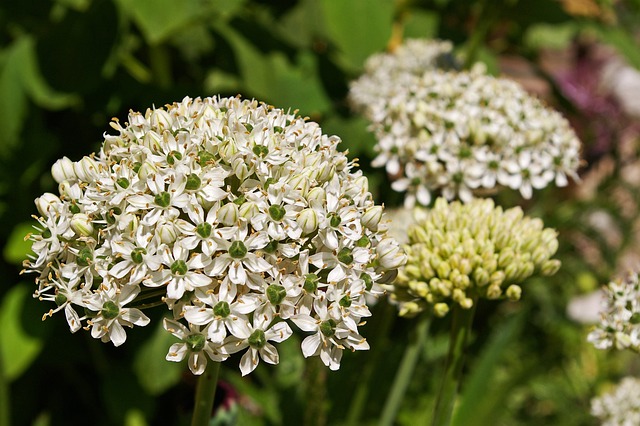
[361,206,383,231]
[70,213,94,237]
[149,108,173,131]
[58,181,83,200]
[316,162,335,183]
[117,212,139,234]
[486,283,502,299]
[376,238,406,270]
[35,193,62,217]
[297,208,318,235]
[73,156,99,182]
[157,222,178,244]
[287,174,309,196]
[138,161,158,180]
[433,303,450,317]
[51,157,76,183]
[506,284,522,301]
[239,201,259,220]
[307,187,326,210]
[232,157,251,181]
[540,259,561,276]
[142,131,162,151]
[217,203,239,226]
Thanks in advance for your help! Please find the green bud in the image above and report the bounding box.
[297,208,318,235]
[436,261,451,279]
[433,303,450,317]
[218,202,239,226]
[540,259,561,276]
[70,213,94,237]
[77,247,93,267]
[506,285,522,301]
[486,283,502,299]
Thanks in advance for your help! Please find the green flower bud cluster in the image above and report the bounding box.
[391,198,560,317]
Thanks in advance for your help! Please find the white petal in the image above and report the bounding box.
[109,321,127,347]
[266,322,292,343]
[166,343,188,362]
[189,352,207,375]
[120,308,150,327]
[301,334,322,358]
[291,314,318,332]
[183,307,213,326]
[239,348,259,376]
[260,343,279,365]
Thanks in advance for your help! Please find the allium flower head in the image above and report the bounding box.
[349,39,582,207]
[390,198,560,317]
[24,96,405,375]
[588,272,640,352]
[591,377,640,426]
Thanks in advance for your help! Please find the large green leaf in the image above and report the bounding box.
[0,285,44,381]
[4,222,36,266]
[319,0,394,71]
[0,40,29,155]
[218,25,331,116]
[133,319,182,395]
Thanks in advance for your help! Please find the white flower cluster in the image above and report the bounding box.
[24,96,405,376]
[588,272,640,352]
[591,377,640,426]
[349,39,582,207]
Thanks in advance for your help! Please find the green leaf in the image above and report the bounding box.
[524,22,579,50]
[133,319,182,395]
[0,285,44,381]
[0,40,29,154]
[319,0,394,70]
[451,312,524,426]
[403,9,440,39]
[217,26,331,116]
[4,222,36,266]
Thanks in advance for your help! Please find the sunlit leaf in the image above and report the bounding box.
[133,319,182,395]
[0,39,29,154]
[319,0,394,70]
[4,222,36,266]
[0,286,43,381]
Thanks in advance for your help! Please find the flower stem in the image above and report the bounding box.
[431,302,477,426]
[304,356,328,426]
[379,312,431,426]
[0,348,9,426]
[345,301,395,425]
[191,361,221,426]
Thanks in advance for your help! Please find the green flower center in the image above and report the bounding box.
[185,333,206,352]
[328,213,341,228]
[339,295,352,308]
[185,174,201,191]
[268,204,286,222]
[303,274,319,293]
[198,150,215,167]
[337,247,353,265]
[267,285,287,305]
[361,273,373,291]
[229,241,248,259]
[106,207,122,224]
[116,177,130,189]
[356,235,370,247]
[54,293,67,306]
[171,260,188,276]
[213,301,231,318]
[101,301,119,320]
[248,329,266,349]
[252,145,269,157]
[196,222,212,239]
[131,247,147,264]
[166,150,182,165]
[77,247,93,267]
[320,319,337,337]
[69,203,81,214]
[154,192,171,208]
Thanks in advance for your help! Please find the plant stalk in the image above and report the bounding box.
[379,311,431,426]
[191,361,221,426]
[431,302,477,426]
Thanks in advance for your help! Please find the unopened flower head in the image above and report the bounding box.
[588,272,640,353]
[24,96,405,375]
[591,377,640,426]
[349,38,582,207]
[389,198,560,317]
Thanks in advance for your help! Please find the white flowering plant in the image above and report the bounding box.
[24,96,405,382]
[349,39,582,206]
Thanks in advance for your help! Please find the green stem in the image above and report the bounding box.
[346,301,396,425]
[431,302,478,426]
[191,361,221,426]
[0,348,9,426]
[304,356,328,426]
[379,312,431,426]
[462,0,492,69]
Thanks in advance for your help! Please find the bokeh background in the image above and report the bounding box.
[1,0,640,425]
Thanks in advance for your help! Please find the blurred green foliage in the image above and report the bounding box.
[1,0,640,425]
